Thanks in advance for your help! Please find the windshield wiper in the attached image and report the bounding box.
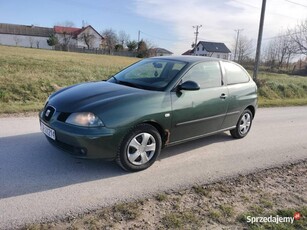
[117,80,144,89]
[110,76,118,82]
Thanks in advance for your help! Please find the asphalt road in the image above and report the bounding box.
[1,106,307,229]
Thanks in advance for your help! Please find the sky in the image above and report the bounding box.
[0,0,306,55]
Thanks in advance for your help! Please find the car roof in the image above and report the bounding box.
[148,55,222,63]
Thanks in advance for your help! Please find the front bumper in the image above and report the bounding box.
[39,110,121,160]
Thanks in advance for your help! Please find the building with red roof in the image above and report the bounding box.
[0,23,104,50]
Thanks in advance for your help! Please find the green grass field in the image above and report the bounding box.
[0,46,138,113]
[0,45,307,113]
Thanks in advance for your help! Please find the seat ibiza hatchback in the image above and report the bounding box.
[40,56,257,171]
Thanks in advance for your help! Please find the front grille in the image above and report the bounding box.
[57,112,71,122]
[43,106,56,121]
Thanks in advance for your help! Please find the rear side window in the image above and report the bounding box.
[182,61,222,89]
[223,62,250,85]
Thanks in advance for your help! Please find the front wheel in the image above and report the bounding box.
[230,109,253,139]
[116,124,162,172]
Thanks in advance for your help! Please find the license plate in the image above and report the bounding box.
[40,122,56,140]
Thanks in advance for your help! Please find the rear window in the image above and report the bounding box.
[223,62,250,85]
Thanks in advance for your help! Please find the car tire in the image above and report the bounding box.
[116,124,162,172]
[230,109,253,139]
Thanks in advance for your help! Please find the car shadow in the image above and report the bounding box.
[0,133,125,199]
[0,132,233,199]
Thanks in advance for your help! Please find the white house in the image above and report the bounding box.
[0,23,103,50]
[54,25,103,49]
[194,41,231,60]
[0,23,53,49]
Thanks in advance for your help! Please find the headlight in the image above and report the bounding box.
[66,112,104,127]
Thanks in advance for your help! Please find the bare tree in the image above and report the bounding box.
[264,32,297,69]
[28,37,34,48]
[55,21,76,51]
[290,19,307,55]
[263,39,278,69]
[55,21,75,28]
[101,29,118,54]
[59,31,72,51]
[118,30,130,48]
[13,36,21,46]
[79,30,95,49]
[236,35,254,63]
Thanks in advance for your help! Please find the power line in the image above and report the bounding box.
[284,0,307,8]
[233,0,300,20]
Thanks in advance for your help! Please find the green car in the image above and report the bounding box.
[40,56,257,171]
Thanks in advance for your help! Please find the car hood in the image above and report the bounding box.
[48,81,146,112]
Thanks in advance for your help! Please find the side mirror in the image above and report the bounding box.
[178,81,200,91]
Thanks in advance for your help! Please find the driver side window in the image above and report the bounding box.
[182,61,222,89]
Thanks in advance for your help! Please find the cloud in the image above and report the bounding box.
[133,0,306,55]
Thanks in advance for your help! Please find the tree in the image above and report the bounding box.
[137,40,149,58]
[79,30,95,49]
[263,39,278,69]
[101,28,118,54]
[55,21,75,51]
[47,34,59,48]
[264,32,297,69]
[127,40,138,51]
[28,37,34,48]
[115,44,124,51]
[118,30,130,48]
[13,36,21,46]
[235,35,253,64]
[290,19,307,55]
[55,20,75,28]
[59,31,72,51]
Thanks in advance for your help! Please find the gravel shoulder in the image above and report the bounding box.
[24,160,307,230]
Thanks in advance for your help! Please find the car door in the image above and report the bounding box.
[169,61,229,143]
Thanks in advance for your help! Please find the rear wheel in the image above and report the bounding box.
[116,124,162,172]
[230,109,253,139]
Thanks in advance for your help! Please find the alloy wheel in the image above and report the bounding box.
[239,112,251,135]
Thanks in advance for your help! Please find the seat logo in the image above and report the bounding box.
[45,109,51,117]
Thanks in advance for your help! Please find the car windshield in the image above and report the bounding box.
[108,59,187,91]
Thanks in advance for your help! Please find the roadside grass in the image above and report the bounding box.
[256,72,307,107]
[162,210,201,229]
[0,45,137,113]
[1,45,307,114]
[23,161,307,230]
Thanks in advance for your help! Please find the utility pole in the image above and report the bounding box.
[234,29,244,62]
[138,30,140,43]
[193,25,202,55]
[253,0,266,81]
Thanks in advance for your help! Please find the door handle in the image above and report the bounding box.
[220,93,227,99]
